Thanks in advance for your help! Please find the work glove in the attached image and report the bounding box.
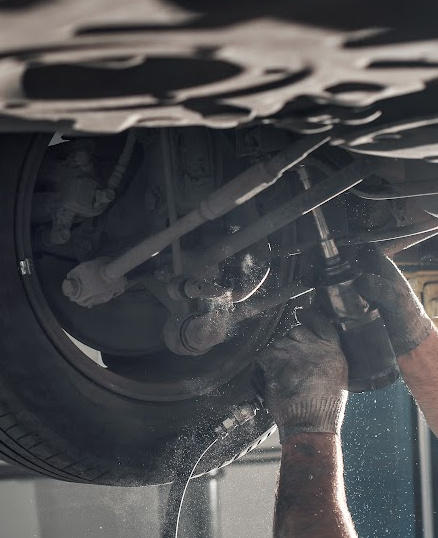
[353,247,434,357]
[256,311,348,443]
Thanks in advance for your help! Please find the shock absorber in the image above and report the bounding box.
[298,166,400,392]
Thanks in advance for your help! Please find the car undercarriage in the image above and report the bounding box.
[1,0,438,486]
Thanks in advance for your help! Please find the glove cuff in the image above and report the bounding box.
[277,393,347,444]
[393,315,434,357]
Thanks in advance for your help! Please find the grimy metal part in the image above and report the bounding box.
[3,1,438,139]
[297,165,340,261]
[352,179,438,200]
[194,157,382,272]
[102,133,329,281]
[62,133,329,307]
[164,281,312,355]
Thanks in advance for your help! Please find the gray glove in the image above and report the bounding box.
[353,247,433,357]
[256,312,348,443]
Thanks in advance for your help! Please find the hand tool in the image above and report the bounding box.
[298,166,399,392]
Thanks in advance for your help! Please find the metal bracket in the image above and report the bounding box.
[19,258,34,276]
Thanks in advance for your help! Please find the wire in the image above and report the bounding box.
[161,434,219,538]
[107,130,136,191]
[282,219,438,256]
[338,219,438,246]
[351,179,438,200]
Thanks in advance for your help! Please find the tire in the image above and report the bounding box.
[0,133,284,486]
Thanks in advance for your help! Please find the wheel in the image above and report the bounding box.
[0,132,301,485]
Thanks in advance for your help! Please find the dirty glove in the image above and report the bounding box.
[256,312,348,443]
[353,247,434,357]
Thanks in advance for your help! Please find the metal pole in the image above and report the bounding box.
[417,411,434,538]
[100,134,330,282]
[179,472,222,538]
[161,129,183,275]
[195,157,380,272]
[297,165,340,262]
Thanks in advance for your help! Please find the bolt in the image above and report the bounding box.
[183,314,227,353]
[62,278,80,299]
[184,279,228,299]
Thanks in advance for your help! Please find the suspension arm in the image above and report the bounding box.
[193,157,383,273]
[63,134,329,307]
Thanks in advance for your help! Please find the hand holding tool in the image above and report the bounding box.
[298,166,399,392]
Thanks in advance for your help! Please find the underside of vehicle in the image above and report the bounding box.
[1,0,438,486]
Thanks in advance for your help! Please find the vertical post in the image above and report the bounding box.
[408,274,436,538]
[161,128,183,276]
[179,471,222,538]
[417,411,435,538]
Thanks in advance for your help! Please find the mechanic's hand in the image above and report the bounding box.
[256,311,348,443]
[353,247,434,357]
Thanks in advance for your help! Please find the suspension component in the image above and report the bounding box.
[167,276,229,301]
[61,134,329,307]
[62,257,126,308]
[163,281,312,356]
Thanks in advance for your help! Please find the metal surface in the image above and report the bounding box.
[102,133,328,281]
[417,411,435,538]
[19,258,34,276]
[338,219,438,248]
[195,157,379,271]
[62,133,328,306]
[418,274,436,538]
[161,129,183,276]
[301,165,398,391]
[163,281,311,355]
[233,281,312,323]
[336,116,438,161]
[34,138,120,247]
[2,1,438,136]
[279,219,438,257]
[352,179,438,200]
[406,271,437,538]
[63,256,126,308]
[167,277,229,300]
[298,165,340,261]
[107,130,136,190]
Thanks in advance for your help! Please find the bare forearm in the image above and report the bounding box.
[398,327,438,436]
[274,433,357,538]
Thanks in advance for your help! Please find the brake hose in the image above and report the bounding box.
[160,401,259,538]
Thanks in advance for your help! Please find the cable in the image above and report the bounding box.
[107,130,136,191]
[277,218,438,256]
[351,179,438,200]
[161,434,219,538]
[282,219,438,257]
[338,219,438,246]
[160,402,259,538]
